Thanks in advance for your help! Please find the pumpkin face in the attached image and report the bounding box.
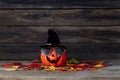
[40,47,66,66]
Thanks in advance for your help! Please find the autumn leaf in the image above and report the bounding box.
[12,66,20,69]
[46,66,56,71]
[23,66,34,71]
[30,63,41,70]
[68,58,79,64]
[1,63,12,68]
[78,63,89,68]
[49,66,56,70]
[22,63,41,70]
[5,66,19,72]
[71,65,85,71]
[93,61,104,68]
[13,62,24,67]
[0,59,111,72]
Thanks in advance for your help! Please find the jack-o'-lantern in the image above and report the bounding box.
[40,29,67,66]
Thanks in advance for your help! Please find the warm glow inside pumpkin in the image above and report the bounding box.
[40,47,67,66]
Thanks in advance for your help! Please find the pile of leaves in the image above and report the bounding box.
[1,58,111,72]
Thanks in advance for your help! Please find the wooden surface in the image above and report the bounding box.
[0,0,119,8]
[0,26,119,60]
[0,9,120,26]
[0,26,120,44]
[0,44,119,60]
[0,1,119,60]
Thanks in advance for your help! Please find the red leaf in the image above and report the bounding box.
[1,63,12,68]
[13,63,24,67]
[23,66,34,71]
[29,63,41,70]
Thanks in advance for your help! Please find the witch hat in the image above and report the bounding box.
[40,29,66,49]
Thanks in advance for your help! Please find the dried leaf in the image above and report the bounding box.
[48,66,56,71]
[12,66,19,69]
[1,63,12,68]
[13,62,23,67]
[23,63,41,70]
[94,64,104,68]
[68,58,79,64]
[5,66,19,72]
[1,60,111,72]
[23,66,34,71]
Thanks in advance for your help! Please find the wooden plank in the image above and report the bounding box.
[0,43,119,60]
[0,0,119,8]
[0,26,120,44]
[0,9,120,26]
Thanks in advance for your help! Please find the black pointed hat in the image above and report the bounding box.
[40,29,66,49]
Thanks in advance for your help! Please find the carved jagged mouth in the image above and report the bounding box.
[46,56,61,64]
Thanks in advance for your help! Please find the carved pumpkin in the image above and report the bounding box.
[40,29,67,66]
[40,47,66,66]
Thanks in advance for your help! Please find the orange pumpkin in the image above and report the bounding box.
[40,47,67,66]
[40,29,67,66]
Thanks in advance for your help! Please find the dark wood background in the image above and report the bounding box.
[0,0,120,60]
[0,0,120,8]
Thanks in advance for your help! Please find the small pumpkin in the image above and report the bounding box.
[40,29,67,66]
[40,47,66,66]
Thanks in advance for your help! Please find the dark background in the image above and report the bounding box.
[0,0,120,60]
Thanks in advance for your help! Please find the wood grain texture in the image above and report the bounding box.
[0,44,119,60]
[0,9,120,26]
[0,0,119,60]
[0,0,119,8]
[0,26,120,44]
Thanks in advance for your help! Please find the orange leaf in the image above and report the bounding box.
[1,63,13,68]
[94,64,103,68]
